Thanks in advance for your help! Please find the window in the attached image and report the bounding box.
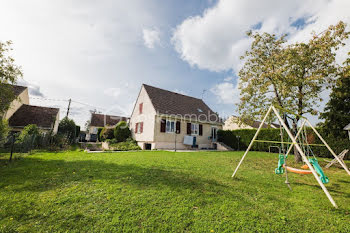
[191,123,199,135]
[166,120,175,133]
[135,122,143,134]
[139,103,143,114]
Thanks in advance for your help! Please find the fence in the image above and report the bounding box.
[0,132,74,162]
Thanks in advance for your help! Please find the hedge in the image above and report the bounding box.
[218,128,350,159]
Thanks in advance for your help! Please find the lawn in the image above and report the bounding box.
[0,150,349,232]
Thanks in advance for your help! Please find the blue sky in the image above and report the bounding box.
[1,0,349,127]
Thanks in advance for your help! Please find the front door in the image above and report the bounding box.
[211,127,218,142]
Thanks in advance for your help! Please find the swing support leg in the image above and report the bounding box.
[306,119,350,176]
[272,107,338,208]
[232,105,273,178]
[284,119,306,157]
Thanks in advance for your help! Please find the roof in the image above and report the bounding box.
[344,123,350,130]
[12,85,27,97]
[90,113,129,127]
[9,104,59,129]
[143,84,222,123]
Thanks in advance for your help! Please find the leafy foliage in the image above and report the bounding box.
[99,126,114,141]
[108,138,140,151]
[320,53,350,138]
[58,117,77,143]
[218,128,349,158]
[0,120,9,146]
[238,21,349,122]
[0,41,23,113]
[97,127,103,142]
[113,121,131,142]
[18,124,40,142]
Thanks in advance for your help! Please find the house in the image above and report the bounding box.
[2,85,60,134]
[129,84,223,150]
[224,115,280,130]
[87,113,129,141]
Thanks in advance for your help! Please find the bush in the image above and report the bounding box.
[218,128,350,158]
[114,121,131,142]
[0,120,9,146]
[100,126,114,141]
[108,138,140,151]
[97,127,103,142]
[58,117,77,143]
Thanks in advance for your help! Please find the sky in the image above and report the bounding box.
[0,0,349,128]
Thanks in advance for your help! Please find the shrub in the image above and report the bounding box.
[58,117,77,143]
[18,124,40,142]
[100,126,114,141]
[0,120,9,146]
[114,121,131,142]
[97,127,103,141]
[108,138,140,151]
[218,128,350,158]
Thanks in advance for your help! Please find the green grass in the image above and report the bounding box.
[0,150,349,232]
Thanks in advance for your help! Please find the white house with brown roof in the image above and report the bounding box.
[130,84,223,150]
[2,85,60,134]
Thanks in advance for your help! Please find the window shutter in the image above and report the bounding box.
[176,121,181,134]
[135,123,138,133]
[140,122,144,133]
[139,103,143,114]
[160,119,166,132]
[199,124,203,136]
[187,123,191,135]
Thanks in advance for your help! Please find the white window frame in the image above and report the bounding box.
[191,123,199,135]
[166,120,175,133]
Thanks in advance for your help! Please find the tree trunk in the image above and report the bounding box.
[293,121,302,163]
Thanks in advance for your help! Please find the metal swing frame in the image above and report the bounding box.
[232,105,350,208]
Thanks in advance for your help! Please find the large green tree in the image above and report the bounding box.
[0,41,23,114]
[238,21,349,162]
[320,53,350,138]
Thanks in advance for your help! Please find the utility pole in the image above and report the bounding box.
[66,98,71,118]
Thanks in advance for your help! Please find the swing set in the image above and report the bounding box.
[232,105,350,208]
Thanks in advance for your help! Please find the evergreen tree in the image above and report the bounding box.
[320,53,350,138]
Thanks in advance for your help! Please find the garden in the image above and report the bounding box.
[0,150,349,232]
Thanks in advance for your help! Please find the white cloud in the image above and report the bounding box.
[17,79,45,97]
[142,28,161,49]
[104,87,122,98]
[223,76,234,82]
[210,82,239,105]
[172,0,349,73]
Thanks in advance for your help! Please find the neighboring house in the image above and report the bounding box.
[2,85,60,134]
[9,105,60,134]
[129,84,223,150]
[87,113,129,141]
[224,115,280,130]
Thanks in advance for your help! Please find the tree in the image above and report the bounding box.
[320,53,350,138]
[0,120,9,146]
[114,121,131,142]
[58,117,77,143]
[100,126,114,141]
[0,41,23,114]
[238,21,349,162]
